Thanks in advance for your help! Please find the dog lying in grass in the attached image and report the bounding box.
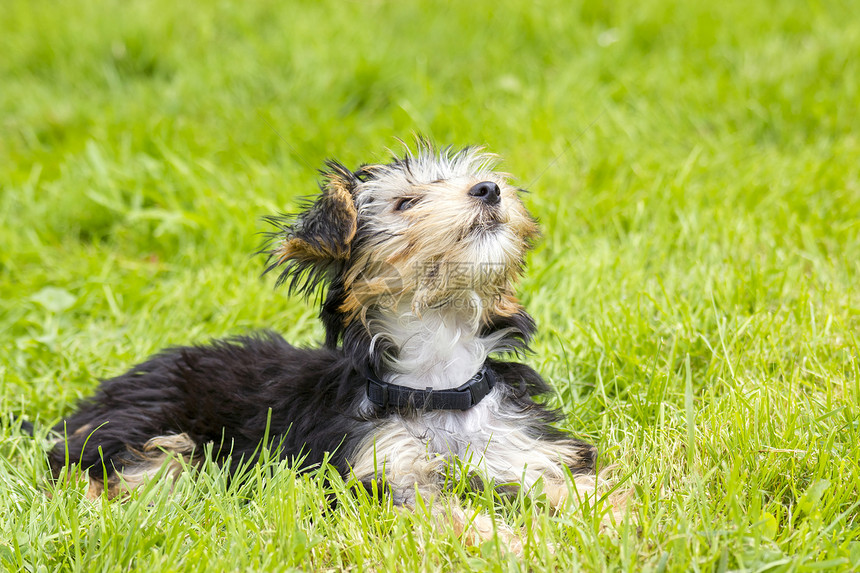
[47,142,617,546]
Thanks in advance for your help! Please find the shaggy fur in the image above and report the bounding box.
[48,142,608,538]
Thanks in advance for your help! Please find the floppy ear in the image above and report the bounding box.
[263,161,358,295]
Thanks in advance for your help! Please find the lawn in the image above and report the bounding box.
[2,0,859,570]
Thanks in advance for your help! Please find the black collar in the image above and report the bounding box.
[366,365,495,411]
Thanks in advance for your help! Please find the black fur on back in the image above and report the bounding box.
[49,333,371,478]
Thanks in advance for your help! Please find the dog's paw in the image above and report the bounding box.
[442,504,523,556]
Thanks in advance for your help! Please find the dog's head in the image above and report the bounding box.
[265,142,539,359]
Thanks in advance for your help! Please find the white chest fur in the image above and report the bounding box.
[372,304,509,391]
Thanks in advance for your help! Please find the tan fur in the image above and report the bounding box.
[272,168,358,264]
[318,170,359,257]
[85,433,198,500]
[437,501,523,555]
[72,423,94,437]
[274,238,327,268]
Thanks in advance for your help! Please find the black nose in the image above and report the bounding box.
[468,181,501,206]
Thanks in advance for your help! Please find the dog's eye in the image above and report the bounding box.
[394,197,419,211]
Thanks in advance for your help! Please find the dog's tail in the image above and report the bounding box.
[8,414,35,436]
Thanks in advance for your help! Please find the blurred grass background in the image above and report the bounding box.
[1,0,859,570]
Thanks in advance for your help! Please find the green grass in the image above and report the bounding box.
[2,0,859,570]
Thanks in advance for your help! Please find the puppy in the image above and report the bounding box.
[49,143,607,542]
